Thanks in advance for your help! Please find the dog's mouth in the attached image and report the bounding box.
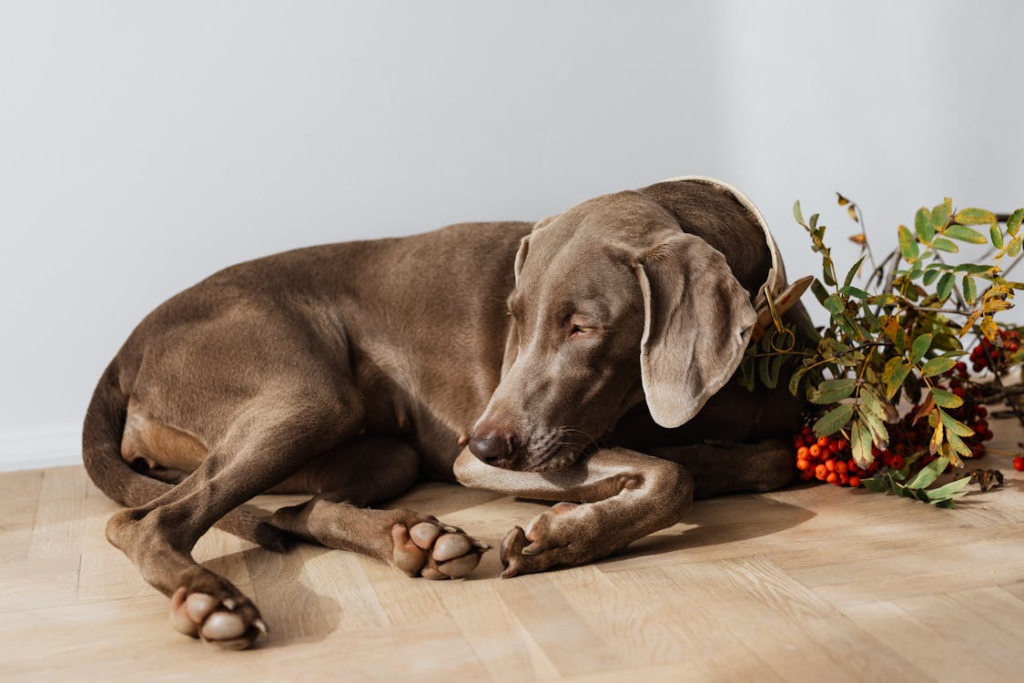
[504,434,601,473]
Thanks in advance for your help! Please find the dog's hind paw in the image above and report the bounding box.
[169,586,266,650]
[391,521,489,579]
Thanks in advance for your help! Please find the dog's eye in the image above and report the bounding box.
[569,324,594,338]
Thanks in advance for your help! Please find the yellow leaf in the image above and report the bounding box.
[943,443,963,469]
[929,416,944,456]
[983,298,1012,314]
[980,316,998,342]
[849,233,867,245]
[882,317,901,345]
[836,193,850,206]
[988,284,1010,298]
[958,311,981,337]
[848,205,859,222]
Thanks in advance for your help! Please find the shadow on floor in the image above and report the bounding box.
[600,493,817,566]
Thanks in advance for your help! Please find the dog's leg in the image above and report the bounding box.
[454,446,694,577]
[269,437,489,580]
[271,500,489,580]
[105,395,361,649]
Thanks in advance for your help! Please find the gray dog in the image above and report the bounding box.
[83,176,810,649]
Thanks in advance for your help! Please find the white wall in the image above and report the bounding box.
[2,1,1022,469]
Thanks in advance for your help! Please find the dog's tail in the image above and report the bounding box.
[82,361,289,552]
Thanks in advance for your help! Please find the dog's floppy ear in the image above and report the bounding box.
[514,215,558,283]
[513,235,530,283]
[636,232,757,428]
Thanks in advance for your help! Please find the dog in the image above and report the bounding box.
[83,176,811,649]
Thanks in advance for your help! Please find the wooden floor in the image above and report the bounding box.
[2,435,1024,683]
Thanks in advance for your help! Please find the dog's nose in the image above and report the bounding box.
[468,425,516,464]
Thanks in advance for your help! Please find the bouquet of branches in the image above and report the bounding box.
[752,195,1024,507]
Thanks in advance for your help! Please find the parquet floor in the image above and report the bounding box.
[2,430,1023,682]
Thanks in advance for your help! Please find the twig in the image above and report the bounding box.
[913,307,973,316]
[1001,252,1024,279]
[852,203,877,272]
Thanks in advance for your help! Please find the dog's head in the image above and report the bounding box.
[468,179,764,472]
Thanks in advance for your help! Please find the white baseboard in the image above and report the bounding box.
[0,426,82,472]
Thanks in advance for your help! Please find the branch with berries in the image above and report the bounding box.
[763,196,1024,506]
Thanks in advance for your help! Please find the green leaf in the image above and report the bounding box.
[990,222,1004,250]
[860,408,890,450]
[821,256,837,286]
[793,200,805,226]
[921,357,956,378]
[932,238,959,253]
[932,199,952,230]
[810,279,830,306]
[850,419,874,468]
[936,272,955,301]
[914,207,935,243]
[808,378,858,404]
[898,224,919,261]
[931,388,963,409]
[940,411,974,437]
[953,263,993,274]
[844,256,865,288]
[840,285,870,299]
[911,333,933,363]
[926,475,971,500]
[813,403,854,437]
[884,359,911,400]
[962,275,977,304]
[823,295,845,316]
[788,365,808,396]
[905,457,947,489]
[861,385,898,423]
[1010,239,1022,258]
[758,354,783,390]
[1008,208,1024,236]
[955,208,996,225]
[946,429,972,458]
[922,268,941,286]
[944,224,988,244]
[861,476,889,493]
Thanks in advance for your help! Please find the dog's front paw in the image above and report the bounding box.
[169,585,267,650]
[391,521,489,580]
[499,502,586,578]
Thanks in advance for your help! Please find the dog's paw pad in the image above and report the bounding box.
[392,521,488,580]
[169,587,266,650]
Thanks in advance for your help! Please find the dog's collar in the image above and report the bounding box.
[661,175,812,341]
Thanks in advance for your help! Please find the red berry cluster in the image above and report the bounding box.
[793,429,865,487]
[970,329,1021,374]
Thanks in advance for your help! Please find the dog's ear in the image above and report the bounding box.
[513,235,530,283]
[514,215,558,283]
[636,232,756,428]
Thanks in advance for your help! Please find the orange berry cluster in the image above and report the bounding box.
[970,329,1021,374]
[793,429,865,487]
